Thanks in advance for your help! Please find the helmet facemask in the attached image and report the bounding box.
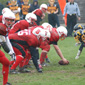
[5,18,15,27]
[59,32,67,40]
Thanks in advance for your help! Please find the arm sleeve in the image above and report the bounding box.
[0,35,10,53]
[6,36,15,54]
[1,42,10,53]
[0,35,6,42]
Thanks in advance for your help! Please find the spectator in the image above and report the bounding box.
[0,3,4,15]
[6,1,11,8]
[17,0,24,19]
[32,4,47,25]
[66,0,70,2]
[47,0,60,27]
[21,0,30,19]
[63,0,81,37]
[9,0,21,22]
[29,0,39,12]
[17,0,24,8]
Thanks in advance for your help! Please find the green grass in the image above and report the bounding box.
[0,0,85,85]
[0,37,85,85]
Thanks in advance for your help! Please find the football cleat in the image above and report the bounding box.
[18,68,31,73]
[46,58,50,63]
[41,62,49,67]
[37,68,42,73]
[18,67,31,73]
[75,56,79,59]
[9,69,20,74]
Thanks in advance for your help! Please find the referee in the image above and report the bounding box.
[63,0,81,37]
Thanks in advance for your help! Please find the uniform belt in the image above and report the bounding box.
[68,14,76,16]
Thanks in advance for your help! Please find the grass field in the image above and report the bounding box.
[0,37,85,85]
[0,0,85,85]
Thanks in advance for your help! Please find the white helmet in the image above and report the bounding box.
[2,8,11,14]
[42,22,53,31]
[32,27,51,39]
[56,26,67,40]
[2,12,15,26]
[25,13,37,24]
[40,4,47,10]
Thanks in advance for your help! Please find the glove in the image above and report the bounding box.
[10,53,16,61]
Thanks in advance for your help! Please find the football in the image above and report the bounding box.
[58,60,69,65]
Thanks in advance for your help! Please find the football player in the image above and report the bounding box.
[74,28,85,60]
[40,23,69,65]
[9,13,37,72]
[73,24,85,47]
[0,11,16,85]
[32,4,47,25]
[74,25,85,66]
[9,13,37,34]
[9,27,51,73]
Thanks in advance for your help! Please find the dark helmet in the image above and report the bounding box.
[74,29,82,41]
[73,24,84,32]
[81,29,85,43]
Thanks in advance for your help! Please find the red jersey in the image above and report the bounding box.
[0,15,2,23]
[33,9,43,17]
[9,20,37,34]
[29,26,50,51]
[9,28,48,47]
[49,28,59,44]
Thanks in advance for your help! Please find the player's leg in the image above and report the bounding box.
[0,50,10,85]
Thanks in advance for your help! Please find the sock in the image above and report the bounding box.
[11,55,24,70]
[45,55,48,59]
[19,53,31,67]
[24,53,31,66]
[40,52,47,64]
[10,60,15,66]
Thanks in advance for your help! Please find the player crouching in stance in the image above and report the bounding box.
[9,27,51,73]
[40,23,69,66]
[0,12,16,85]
